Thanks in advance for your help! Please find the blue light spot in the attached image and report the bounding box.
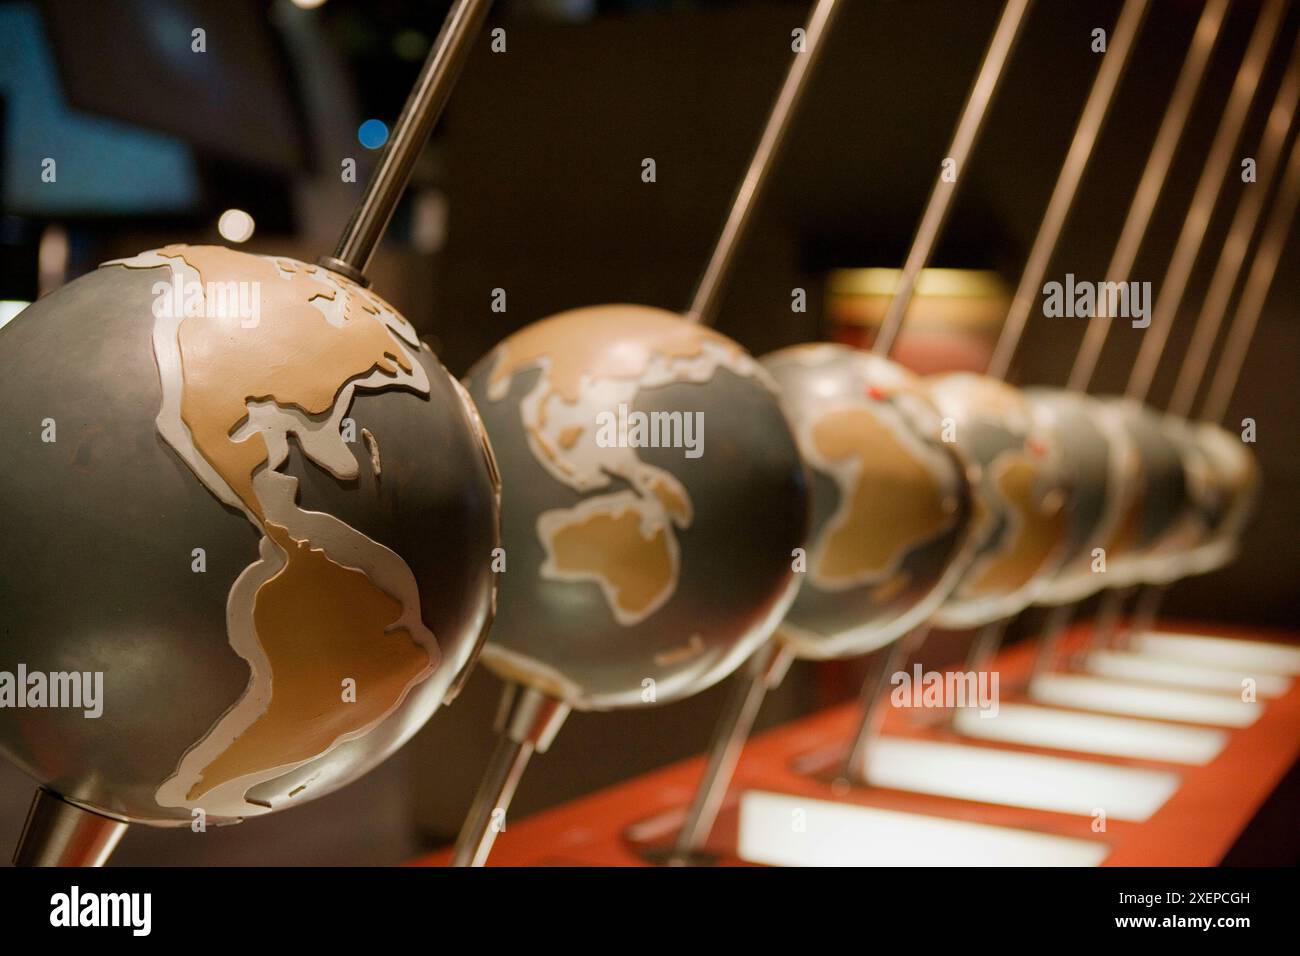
[358,119,389,150]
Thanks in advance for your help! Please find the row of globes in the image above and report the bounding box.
[0,245,1256,855]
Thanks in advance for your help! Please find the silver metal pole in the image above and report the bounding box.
[12,788,127,867]
[1126,0,1289,403]
[1068,0,1230,392]
[985,0,1150,380]
[840,626,929,782]
[321,0,493,284]
[1202,128,1300,425]
[668,642,794,864]
[872,0,1032,358]
[1167,37,1300,419]
[686,0,845,325]
[450,682,570,867]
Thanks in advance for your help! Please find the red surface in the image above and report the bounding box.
[411,622,1300,867]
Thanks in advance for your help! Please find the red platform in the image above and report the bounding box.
[411,622,1300,866]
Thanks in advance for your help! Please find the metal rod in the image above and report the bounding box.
[450,682,570,867]
[1030,602,1076,682]
[449,735,532,868]
[322,0,493,283]
[985,0,1150,381]
[1068,0,1230,393]
[1202,116,1300,425]
[12,788,127,867]
[685,0,845,325]
[1024,3,1228,680]
[1125,582,1168,644]
[1168,38,1300,418]
[840,627,928,781]
[1077,585,1132,664]
[1126,0,1289,403]
[668,642,793,864]
[1118,20,1294,643]
[965,617,1009,673]
[872,0,1032,358]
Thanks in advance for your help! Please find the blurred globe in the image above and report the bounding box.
[1188,420,1258,575]
[1026,389,1141,605]
[923,372,1075,628]
[1097,398,1191,588]
[1160,416,1259,580]
[760,344,975,658]
[464,305,808,710]
[0,245,500,826]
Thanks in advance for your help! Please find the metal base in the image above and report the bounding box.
[13,787,127,867]
[450,683,570,867]
[661,641,793,866]
[843,627,929,779]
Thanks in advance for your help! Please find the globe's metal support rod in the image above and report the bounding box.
[668,641,795,864]
[1030,601,1076,682]
[1062,1,1283,663]
[1068,0,1230,392]
[322,0,492,284]
[1078,586,1132,665]
[1168,37,1300,420]
[685,0,845,326]
[450,682,570,867]
[12,788,127,868]
[1202,128,1300,426]
[985,0,1150,381]
[1123,583,1169,646]
[840,626,930,782]
[1103,7,1289,647]
[871,0,1032,359]
[1002,0,1225,684]
[1126,0,1289,404]
[1114,41,1300,644]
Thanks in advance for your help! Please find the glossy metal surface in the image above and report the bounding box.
[762,344,975,658]
[1028,389,1140,605]
[924,372,1074,628]
[13,788,127,867]
[464,304,809,711]
[1097,398,1191,588]
[0,256,500,825]
[326,0,492,280]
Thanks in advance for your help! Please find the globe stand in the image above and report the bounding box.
[840,627,927,782]
[450,682,569,867]
[13,787,127,867]
[655,641,794,866]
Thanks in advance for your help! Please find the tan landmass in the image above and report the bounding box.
[810,406,954,587]
[546,504,674,620]
[965,452,1068,595]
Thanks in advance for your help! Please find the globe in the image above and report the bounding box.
[0,245,500,826]
[760,344,975,659]
[1159,416,1258,582]
[1095,398,1191,588]
[1184,420,1258,576]
[923,372,1075,629]
[463,305,809,710]
[1026,388,1141,606]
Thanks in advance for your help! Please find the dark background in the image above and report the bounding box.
[0,0,1296,864]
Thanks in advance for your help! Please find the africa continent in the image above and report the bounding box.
[806,403,956,593]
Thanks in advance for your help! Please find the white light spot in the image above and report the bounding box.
[218,208,256,244]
